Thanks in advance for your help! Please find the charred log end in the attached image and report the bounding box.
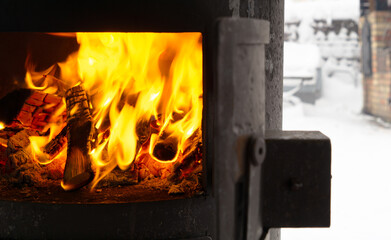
[62,147,94,192]
[152,142,177,161]
[62,172,93,191]
[167,141,202,184]
[151,135,178,162]
[61,172,93,192]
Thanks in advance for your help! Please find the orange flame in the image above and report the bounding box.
[25,33,203,188]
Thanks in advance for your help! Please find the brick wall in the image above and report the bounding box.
[362,11,391,121]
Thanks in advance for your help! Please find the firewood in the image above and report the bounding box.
[167,130,202,183]
[136,119,151,146]
[0,89,33,125]
[132,118,152,162]
[62,85,94,191]
[167,151,196,183]
[0,89,65,132]
[152,136,178,161]
[108,119,152,182]
[43,125,67,160]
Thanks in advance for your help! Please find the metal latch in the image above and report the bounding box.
[254,130,331,232]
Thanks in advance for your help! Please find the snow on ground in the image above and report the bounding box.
[282,74,391,240]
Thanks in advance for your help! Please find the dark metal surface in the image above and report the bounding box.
[259,2,285,239]
[0,0,288,239]
[0,0,211,32]
[262,131,331,228]
[215,18,269,240]
[0,197,214,239]
[188,237,213,240]
[260,0,285,131]
[249,136,266,166]
[0,17,272,239]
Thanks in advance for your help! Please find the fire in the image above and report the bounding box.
[25,33,203,189]
[28,97,67,164]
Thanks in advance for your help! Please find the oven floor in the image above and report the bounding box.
[0,180,202,204]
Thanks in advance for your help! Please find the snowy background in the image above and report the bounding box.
[282,0,391,239]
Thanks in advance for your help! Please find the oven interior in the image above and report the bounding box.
[0,32,209,203]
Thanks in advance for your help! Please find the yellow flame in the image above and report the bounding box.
[25,32,203,188]
[28,98,67,165]
[29,121,66,165]
[0,122,5,130]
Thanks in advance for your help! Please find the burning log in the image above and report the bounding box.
[131,118,152,160]
[167,130,202,183]
[0,89,53,130]
[136,151,174,181]
[152,136,178,161]
[167,148,201,184]
[136,119,151,146]
[6,91,65,131]
[0,89,33,125]
[43,126,67,160]
[62,85,94,191]
[0,90,68,186]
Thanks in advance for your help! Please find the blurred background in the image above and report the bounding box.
[282,0,391,239]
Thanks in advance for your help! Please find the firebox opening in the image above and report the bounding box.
[0,32,204,203]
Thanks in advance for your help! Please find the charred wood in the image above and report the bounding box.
[43,126,67,160]
[136,119,151,146]
[62,85,94,191]
[0,89,33,125]
[168,130,202,183]
[1,90,65,132]
[152,137,178,161]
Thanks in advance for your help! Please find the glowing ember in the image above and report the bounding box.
[25,33,203,190]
